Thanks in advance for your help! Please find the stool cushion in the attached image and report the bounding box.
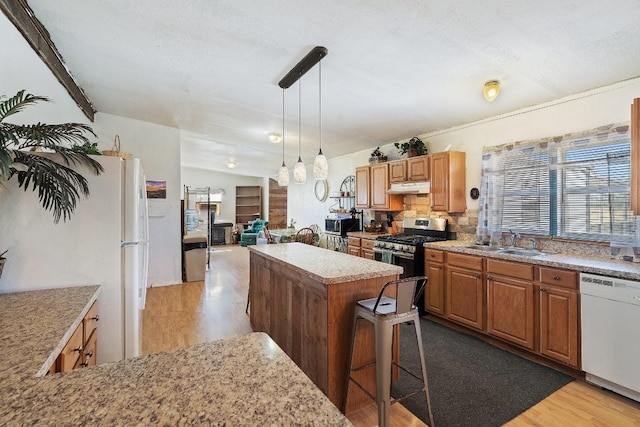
[357,296,398,315]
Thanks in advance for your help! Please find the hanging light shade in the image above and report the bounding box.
[313,59,328,180]
[483,80,501,102]
[294,78,306,184]
[277,88,289,186]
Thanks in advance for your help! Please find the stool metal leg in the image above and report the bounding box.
[413,316,436,427]
[343,313,360,413]
[375,319,394,427]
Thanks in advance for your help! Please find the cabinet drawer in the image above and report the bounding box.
[447,252,482,270]
[539,267,577,290]
[425,249,444,263]
[347,237,361,247]
[487,259,534,281]
[83,301,99,342]
[361,239,375,250]
[58,323,84,372]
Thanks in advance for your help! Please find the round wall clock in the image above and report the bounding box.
[315,179,329,202]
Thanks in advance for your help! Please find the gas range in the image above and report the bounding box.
[374,217,448,258]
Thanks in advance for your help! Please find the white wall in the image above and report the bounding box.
[288,79,640,228]
[181,166,263,224]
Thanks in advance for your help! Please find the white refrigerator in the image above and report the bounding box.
[0,155,149,363]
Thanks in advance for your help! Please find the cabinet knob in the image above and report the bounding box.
[540,287,547,292]
[80,361,89,367]
[85,349,94,358]
[90,315,99,322]
[73,345,83,353]
[553,275,560,280]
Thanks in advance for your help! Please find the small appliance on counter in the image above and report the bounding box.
[325,217,361,236]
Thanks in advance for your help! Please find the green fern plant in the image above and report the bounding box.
[0,90,104,223]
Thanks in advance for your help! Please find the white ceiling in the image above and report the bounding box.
[26,0,640,178]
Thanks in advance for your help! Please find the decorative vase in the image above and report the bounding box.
[408,148,419,157]
[369,155,387,164]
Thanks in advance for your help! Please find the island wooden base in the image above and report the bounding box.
[249,250,400,412]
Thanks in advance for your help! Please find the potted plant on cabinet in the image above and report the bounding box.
[369,147,387,164]
[0,90,104,223]
[0,249,6,279]
[394,136,427,157]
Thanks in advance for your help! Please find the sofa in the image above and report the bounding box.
[240,219,268,247]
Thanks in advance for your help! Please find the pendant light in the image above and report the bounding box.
[313,59,328,180]
[293,78,306,184]
[277,88,289,186]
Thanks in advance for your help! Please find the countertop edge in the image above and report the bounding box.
[35,285,101,377]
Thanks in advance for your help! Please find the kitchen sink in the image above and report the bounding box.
[497,248,549,257]
[462,244,551,257]
[463,244,503,252]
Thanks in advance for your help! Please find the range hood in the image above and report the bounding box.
[387,181,431,194]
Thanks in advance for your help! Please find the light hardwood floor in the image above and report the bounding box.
[142,244,640,426]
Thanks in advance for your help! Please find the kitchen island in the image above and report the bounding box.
[248,242,403,412]
[0,286,351,426]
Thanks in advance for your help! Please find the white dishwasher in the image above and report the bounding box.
[581,272,640,402]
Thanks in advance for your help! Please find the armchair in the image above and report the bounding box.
[240,219,268,247]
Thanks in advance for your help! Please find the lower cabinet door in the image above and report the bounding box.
[487,276,535,350]
[81,329,98,368]
[424,262,445,315]
[446,266,484,330]
[539,286,579,367]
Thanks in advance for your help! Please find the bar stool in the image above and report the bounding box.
[344,276,435,427]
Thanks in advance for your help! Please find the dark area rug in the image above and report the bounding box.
[391,317,574,427]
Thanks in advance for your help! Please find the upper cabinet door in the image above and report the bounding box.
[355,166,370,209]
[389,159,407,183]
[408,155,430,181]
[430,151,466,213]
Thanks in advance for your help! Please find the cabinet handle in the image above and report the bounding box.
[487,276,492,280]
[540,287,547,292]
[73,345,84,353]
[85,349,94,358]
[553,275,560,280]
[90,315,99,321]
[80,361,89,368]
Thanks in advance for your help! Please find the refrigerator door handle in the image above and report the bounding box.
[120,240,150,247]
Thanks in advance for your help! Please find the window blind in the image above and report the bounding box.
[478,124,634,243]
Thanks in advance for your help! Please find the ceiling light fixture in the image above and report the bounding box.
[483,80,501,102]
[313,59,328,180]
[226,159,237,169]
[268,132,282,144]
[277,89,289,186]
[293,79,306,184]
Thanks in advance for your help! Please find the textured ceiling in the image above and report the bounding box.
[25,0,640,177]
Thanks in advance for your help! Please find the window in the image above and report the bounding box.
[477,124,635,243]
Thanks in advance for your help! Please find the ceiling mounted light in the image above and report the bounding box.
[294,79,306,184]
[268,132,282,144]
[226,159,237,169]
[313,59,328,180]
[483,80,501,102]
[277,89,289,186]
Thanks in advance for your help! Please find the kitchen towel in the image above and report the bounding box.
[380,249,394,264]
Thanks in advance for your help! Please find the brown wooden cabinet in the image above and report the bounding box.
[486,259,535,350]
[430,151,466,213]
[538,267,579,368]
[347,237,375,259]
[55,300,99,372]
[389,159,407,183]
[424,249,445,315]
[347,236,361,257]
[361,239,375,260]
[446,252,484,331]
[355,163,403,210]
[407,155,430,181]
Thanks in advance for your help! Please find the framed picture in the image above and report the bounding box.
[146,180,167,199]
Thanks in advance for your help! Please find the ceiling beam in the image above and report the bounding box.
[0,0,95,121]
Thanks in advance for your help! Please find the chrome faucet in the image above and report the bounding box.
[508,229,520,247]
[525,237,538,250]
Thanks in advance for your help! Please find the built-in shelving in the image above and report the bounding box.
[235,186,262,226]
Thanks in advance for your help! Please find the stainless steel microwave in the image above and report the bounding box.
[325,218,361,236]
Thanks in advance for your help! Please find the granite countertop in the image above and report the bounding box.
[346,231,393,240]
[426,241,640,281]
[0,287,352,426]
[249,242,402,284]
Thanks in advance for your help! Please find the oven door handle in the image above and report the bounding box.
[391,251,415,260]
